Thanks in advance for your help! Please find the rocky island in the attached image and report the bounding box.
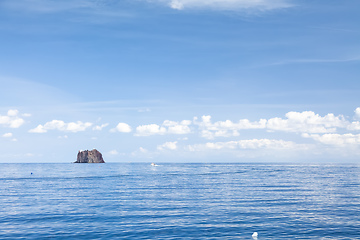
[75,149,105,163]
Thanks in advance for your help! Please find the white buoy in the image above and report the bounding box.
[252,232,258,239]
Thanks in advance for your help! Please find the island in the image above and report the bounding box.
[75,149,105,163]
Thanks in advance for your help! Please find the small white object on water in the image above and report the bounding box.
[151,163,157,166]
[252,232,258,239]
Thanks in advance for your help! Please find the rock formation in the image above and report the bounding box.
[75,149,105,163]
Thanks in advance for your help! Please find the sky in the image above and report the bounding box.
[1,0,360,163]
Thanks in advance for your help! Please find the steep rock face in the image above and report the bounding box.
[75,149,105,163]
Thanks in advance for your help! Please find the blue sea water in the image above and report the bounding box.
[0,163,359,239]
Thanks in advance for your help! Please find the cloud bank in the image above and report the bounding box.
[19,107,360,161]
[194,110,355,139]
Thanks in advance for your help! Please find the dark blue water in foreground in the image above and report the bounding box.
[0,163,359,239]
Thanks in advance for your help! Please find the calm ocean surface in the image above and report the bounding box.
[0,163,359,239]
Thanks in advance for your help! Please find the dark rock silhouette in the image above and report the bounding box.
[75,149,105,163]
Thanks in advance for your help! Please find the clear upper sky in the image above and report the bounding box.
[1,0,360,163]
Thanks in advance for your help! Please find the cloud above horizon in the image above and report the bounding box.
[23,107,360,140]
[267,111,348,133]
[135,120,191,136]
[187,138,307,152]
[194,115,266,139]
[2,133,13,138]
[355,107,360,120]
[93,123,109,131]
[18,107,360,161]
[0,109,26,128]
[157,141,178,151]
[194,110,355,140]
[303,133,360,146]
[29,120,93,133]
[110,123,132,133]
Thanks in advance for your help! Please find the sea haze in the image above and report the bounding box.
[0,163,359,239]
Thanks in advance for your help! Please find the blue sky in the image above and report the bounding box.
[1,0,360,163]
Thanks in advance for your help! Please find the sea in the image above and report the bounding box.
[0,163,359,239]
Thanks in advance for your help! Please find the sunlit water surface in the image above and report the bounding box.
[0,163,359,239]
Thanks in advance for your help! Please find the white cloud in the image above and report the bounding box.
[2,132,17,142]
[7,109,19,117]
[139,147,148,153]
[303,133,360,146]
[136,124,166,136]
[135,120,191,136]
[131,108,360,140]
[354,107,360,120]
[163,120,191,134]
[347,121,360,131]
[29,125,47,133]
[195,111,352,139]
[195,115,266,130]
[267,111,348,133]
[109,150,119,155]
[187,138,307,152]
[110,122,132,133]
[29,120,93,133]
[93,123,109,131]
[194,115,266,139]
[0,109,26,128]
[157,141,178,151]
[151,0,292,11]
[2,132,13,138]
[209,139,298,150]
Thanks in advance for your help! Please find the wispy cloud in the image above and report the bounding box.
[108,150,119,155]
[270,56,360,66]
[3,0,293,14]
[2,0,93,13]
[2,133,13,138]
[148,0,293,11]
[1,0,135,20]
[93,123,109,131]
